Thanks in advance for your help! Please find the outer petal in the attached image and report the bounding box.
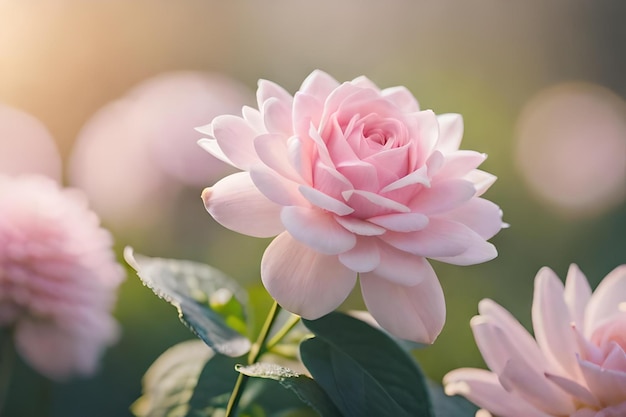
[338,237,380,273]
[360,261,445,343]
[261,232,356,319]
[585,265,626,337]
[439,198,503,240]
[299,70,339,103]
[443,368,553,417]
[202,172,284,238]
[212,115,261,170]
[578,358,626,406]
[563,264,592,332]
[532,267,581,380]
[281,206,356,255]
[408,179,476,215]
[436,113,464,154]
[381,86,420,112]
[369,243,429,286]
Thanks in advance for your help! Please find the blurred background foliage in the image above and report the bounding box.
[0,1,625,416]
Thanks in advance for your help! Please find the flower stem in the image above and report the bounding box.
[225,300,282,417]
[0,330,15,415]
[265,314,301,352]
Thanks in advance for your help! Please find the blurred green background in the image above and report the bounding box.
[0,1,624,416]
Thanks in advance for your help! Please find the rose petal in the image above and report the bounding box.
[212,114,261,170]
[532,267,582,380]
[443,368,553,417]
[342,189,411,218]
[544,372,600,408]
[299,185,354,216]
[578,357,626,406]
[380,165,430,193]
[464,169,497,196]
[250,165,308,206]
[439,198,503,240]
[430,228,497,266]
[202,172,284,238]
[333,216,385,236]
[261,232,356,319]
[254,133,302,182]
[338,237,380,273]
[360,262,445,343]
[435,150,487,180]
[499,359,576,415]
[280,206,356,255]
[368,212,429,233]
[409,179,476,215]
[381,86,420,112]
[369,243,428,286]
[257,79,293,109]
[563,264,592,333]
[262,97,293,136]
[381,218,471,258]
[299,70,340,102]
[585,265,626,338]
[436,113,464,154]
[197,138,233,166]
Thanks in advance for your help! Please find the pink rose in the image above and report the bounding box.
[200,70,503,343]
[0,175,125,380]
[444,264,626,417]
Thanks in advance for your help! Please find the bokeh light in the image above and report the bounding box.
[0,104,62,181]
[515,82,626,219]
[68,71,252,230]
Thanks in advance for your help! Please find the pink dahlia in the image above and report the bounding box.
[0,175,125,380]
[200,70,503,343]
[444,264,626,417]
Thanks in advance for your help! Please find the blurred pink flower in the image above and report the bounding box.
[444,264,626,417]
[0,103,62,181]
[68,71,252,228]
[0,174,125,380]
[200,70,504,343]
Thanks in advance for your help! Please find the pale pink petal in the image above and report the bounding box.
[262,97,293,136]
[261,232,356,319]
[292,93,324,140]
[312,162,353,199]
[280,206,356,255]
[288,136,314,185]
[249,165,308,206]
[544,372,600,408]
[597,402,626,417]
[413,110,439,162]
[202,172,284,238]
[197,138,234,166]
[578,358,626,406]
[431,230,497,266]
[585,265,626,337]
[242,106,266,132]
[470,316,516,374]
[334,216,386,237]
[564,264,592,332]
[254,133,302,182]
[368,244,429,286]
[299,185,354,216]
[212,114,261,170]
[381,218,472,258]
[435,150,487,180]
[368,212,429,233]
[602,341,626,370]
[257,79,293,109]
[439,198,503,240]
[299,70,340,102]
[478,299,549,372]
[338,237,380,273]
[381,86,420,112]
[498,359,576,415]
[360,263,445,343]
[443,368,553,417]
[342,189,411,218]
[532,267,582,379]
[408,179,476,215]
[436,113,464,154]
[380,165,430,193]
[465,169,497,196]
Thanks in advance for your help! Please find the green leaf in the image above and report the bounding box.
[236,363,343,417]
[426,380,478,417]
[301,312,433,417]
[125,247,250,357]
[131,340,215,417]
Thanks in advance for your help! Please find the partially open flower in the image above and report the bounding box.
[0,175,125,380]
[444,264,626,417]
[200,70,504,343]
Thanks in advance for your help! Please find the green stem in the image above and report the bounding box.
[0,330,15,415]
[265,314,301,352]
[225,301,282,417]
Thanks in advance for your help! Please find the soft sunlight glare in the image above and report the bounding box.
[515,82,626,219]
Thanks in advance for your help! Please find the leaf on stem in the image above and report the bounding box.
[236,362,343,417]
[124,247,250,357]
[301,311,433,417]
